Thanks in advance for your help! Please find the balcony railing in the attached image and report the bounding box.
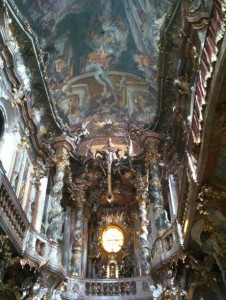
[64,276,154,300]
[0,162,64,274]
[151,220,184,270]
[0,161,29,250]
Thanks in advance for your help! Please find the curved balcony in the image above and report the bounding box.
[151,220,184,271]
[0,161,64,275]
[0,161,29,251]
[64,275,154,300]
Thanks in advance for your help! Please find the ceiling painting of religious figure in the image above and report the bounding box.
[15,0,176,134]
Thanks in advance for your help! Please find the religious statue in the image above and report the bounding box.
[46,209,65,242]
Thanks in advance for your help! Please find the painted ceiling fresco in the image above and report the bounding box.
[16,0,175,134]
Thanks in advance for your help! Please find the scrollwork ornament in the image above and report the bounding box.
[11,85,27,107]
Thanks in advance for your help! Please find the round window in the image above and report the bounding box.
[102,226,124,253]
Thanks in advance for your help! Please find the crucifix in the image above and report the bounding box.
[96,138,121,203]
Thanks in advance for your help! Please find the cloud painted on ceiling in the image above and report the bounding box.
[16,0,175,131]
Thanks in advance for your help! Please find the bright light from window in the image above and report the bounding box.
[102,226,124,253]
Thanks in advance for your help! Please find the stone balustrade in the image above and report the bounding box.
[0,161,64,274]
[85,280,136,296]
[151,220,184,269]
[22,226,64,274]
[0,161,29,250]
[65,276,154,300]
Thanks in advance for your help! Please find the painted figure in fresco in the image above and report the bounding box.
[22,0,89,35]
[134,52,158,92]
[82,47,117,106]
[82,0,129,109]
[43,31,73,111]
[66,95,81,126]
[86,0,129,61]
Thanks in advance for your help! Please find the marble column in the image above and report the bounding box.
[71,185,86,277]
[62,206,71,272]
[136,178,151,275]
[81,211,90,278]
[168,174,178,222]
[32,176,48,232]
[147,152,170,236]
[46,137,74,242]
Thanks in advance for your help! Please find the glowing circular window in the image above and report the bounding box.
[102,226,124,253]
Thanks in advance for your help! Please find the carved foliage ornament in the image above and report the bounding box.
[197,184,226,215]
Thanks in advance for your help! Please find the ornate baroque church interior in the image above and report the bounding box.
[1,0,226,299]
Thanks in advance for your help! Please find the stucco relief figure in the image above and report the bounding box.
[71,235,82,276]
[46,210,65,241]
[27,277,48,300]
[89,240,101,259]
[96,265,106,279]
[200,210,226,255]
[149,284,163,299]
[163,234,173,251]
[173,78,191,96]
[155,208,170,230]
[51,282,67,300]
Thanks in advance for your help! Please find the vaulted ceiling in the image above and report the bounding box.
[15,0,176,137]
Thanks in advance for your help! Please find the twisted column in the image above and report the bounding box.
[136,178,151,275]
[147,152,169,236]
[71,185,86,277]
[46,137,73,242]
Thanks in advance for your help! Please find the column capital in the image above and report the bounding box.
[51,136,75,153]
[141,132,164,152]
